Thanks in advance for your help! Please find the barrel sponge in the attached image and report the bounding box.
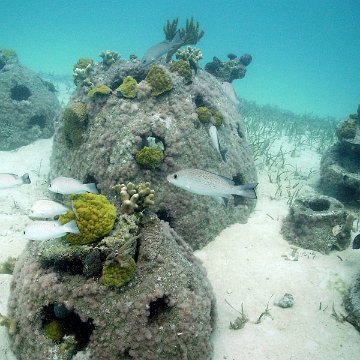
[145,65,173,96]
[59,193,117,245]
[117,76,138,98]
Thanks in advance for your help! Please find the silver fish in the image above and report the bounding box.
[167,168,257,200]
[141,31,183,67]
[49,176,98,195]
[209,125,227,162]
[0,173,31,189]
[24,220,80,241]
[29,199,69,219]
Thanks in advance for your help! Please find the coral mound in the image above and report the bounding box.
[8,213,215,360]
[50,55,256,249]
[0,49,60,150]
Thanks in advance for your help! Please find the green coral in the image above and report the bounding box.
[170,60,192,83]
[0,48,17,61]
[59,193,117,245]
[336,118,357,140]
[145,66,173,96]
[99,50,119,67]
[116,76,138,98]
[213,111,224,127]
[73,58,93,85]
[87,84,112,98]
[43,320,64,342]
[62,102,88,148]
[135,146,164,169]
[196,106,212,123]
[0,256,16,274]
[101,254,135,288]
[113,182,155,215]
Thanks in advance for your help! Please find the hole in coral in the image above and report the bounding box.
[110,78,122,91]
[10,84,32,100]
[42,257,84,275]
[194,94,205,107]
[28,114,47,128]
[41,304,94,351]
[308,198,330,212]
[156,209,173,226]
[148,295,171,323]
[232,173,248,206]
[140,135,166,151]
[236,123,244,139]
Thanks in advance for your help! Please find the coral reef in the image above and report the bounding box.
[175,46,203,65]
[170,60,193,83]
[196,106,212,123]
[204,53,252,83]
[50,54,257,250]
[73,58,94,86]
[116,75,138,98]
[145,65,173,96]
[113,182,155,215]
[135,146,165,169]
[59,193,117,245]
[0,52,60,150]
[8,212,215,360]
[281,193,352,253]
[320,103,360,203]
[87,84,112,98]
[61,102,88,148]
[99,50,119,67]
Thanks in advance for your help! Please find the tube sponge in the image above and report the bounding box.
[59,193,117,245]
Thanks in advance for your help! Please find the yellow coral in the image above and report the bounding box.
[59,193,117,245]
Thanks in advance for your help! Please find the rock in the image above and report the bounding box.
[344,274,360,332]
[274,293,294,308]
[0,50,60,150]
[50,58,257,249]
[281,193,351,253]
[7,213,216,360]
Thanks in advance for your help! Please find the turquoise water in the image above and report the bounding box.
[1,0,359,117]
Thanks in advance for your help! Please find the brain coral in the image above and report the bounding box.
[59,193,117,245]
[50,55,257,250]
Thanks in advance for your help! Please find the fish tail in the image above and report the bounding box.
[63,220,80,234]
[85,183,99,194]
[21,173,31,184]
[236,183,258,199]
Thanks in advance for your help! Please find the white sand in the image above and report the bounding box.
[1,137,360,360]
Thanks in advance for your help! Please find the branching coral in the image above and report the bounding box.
[59,193,117,245]
[113,182,155,215]
[175,46,203,64]
[145,66,173,96]
[73,58,93,86]
[99,50,120,67]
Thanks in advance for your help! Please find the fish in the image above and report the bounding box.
[0,173,31,189]
[49,176,98,195]
[24,220,80,241]
[29,199,70,219]
[352,234,360,249]
[167,168,257,200]
[209,125,227,162]
[141,31,183,67]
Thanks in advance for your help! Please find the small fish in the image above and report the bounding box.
[24,220,80,241]
[29,199,69,219]
[49,176,98,195]
[167,168,257,200]
[209,125,227,162]
[0,173,31,189]
[352,234,360,249]
[141,31,183,67]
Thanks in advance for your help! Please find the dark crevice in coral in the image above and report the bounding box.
[232,173,248,207]
[308,198,330,212]
[110,78,122,90]
[28,114,47,129]
[147,295,171,323]
[140,134,166,150]
[41,304,94,351]
[10,84,32,101]
[43,258,84,275]
[84,174,99,190]
[156,209,173,226]
[236,123,244,139]
[0,59,5,71]
[133,238,140,263]
[194,94,205,107]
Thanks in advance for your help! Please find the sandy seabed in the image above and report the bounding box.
[0,137,359,360]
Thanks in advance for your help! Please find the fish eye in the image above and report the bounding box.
[173,174,178,179]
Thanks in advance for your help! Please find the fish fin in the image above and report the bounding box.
[21,173,31,184]
[235,183,258,199]
[203,170,234,185]
[85,183,98,194]
[171,31,183,45]
[63,220,80,234]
